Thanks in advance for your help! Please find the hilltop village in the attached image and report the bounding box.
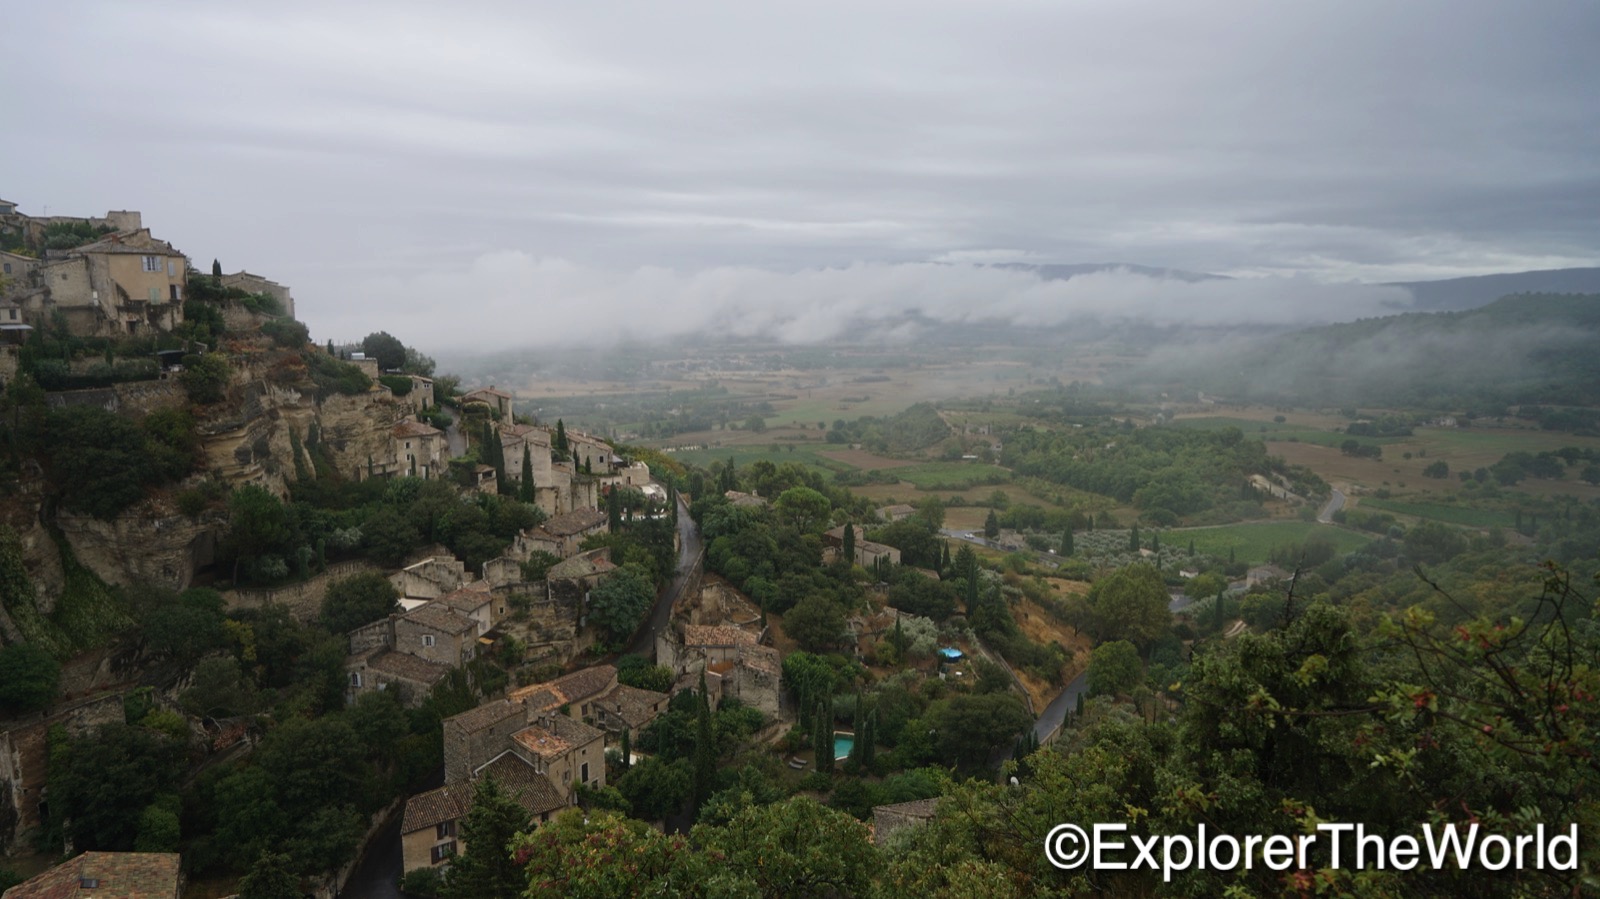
[0,204,802,896]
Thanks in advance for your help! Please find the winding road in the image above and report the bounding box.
[627,494,702,659]
[1317,488,1347,524]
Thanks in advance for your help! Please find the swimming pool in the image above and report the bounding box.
[833,731,854,760]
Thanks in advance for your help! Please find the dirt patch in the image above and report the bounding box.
[1008,598,1091,712]
[817,448,919,470]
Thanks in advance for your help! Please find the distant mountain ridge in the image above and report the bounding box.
[1386,267,1600,311]
[990,261,1229,283]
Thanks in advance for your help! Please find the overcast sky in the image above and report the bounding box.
[5,1,1597,350]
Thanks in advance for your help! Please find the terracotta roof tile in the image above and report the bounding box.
[477,754,567,816]
[362,650,453,686]
[401,783,471,834]
[683,625,757,647]
[444,698,525,735]
[403,602,477,635]
[3,851,182,898]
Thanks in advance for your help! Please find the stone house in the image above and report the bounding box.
[400,750,567,874]
[515,508,608,560]
[392,419,446,479]
[219,270,294,319]
[658,624,782,719]
[395,602,480,667]
[437,696,606,813]
[505,663,667,738]
[1,851,182,898]
[433,582,499,632]
[824,525,903,568]
[35,229,187,336]
[0,250,37,286]
[392,556,468,605]
[345,647,453,708]
[462,386,514,419]
[566,428,616,476]
[877,504,916,522]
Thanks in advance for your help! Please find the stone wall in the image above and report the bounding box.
[223,560,380,622]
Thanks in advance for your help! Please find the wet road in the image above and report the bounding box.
[626,496,702,659]
[1317,488,1346,524]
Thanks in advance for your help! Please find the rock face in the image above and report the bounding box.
[56,507,223,593]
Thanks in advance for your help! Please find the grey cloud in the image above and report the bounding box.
[2,0,1596,344]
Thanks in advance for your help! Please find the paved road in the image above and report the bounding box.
[1032,670,1090,744]
[626,495,702,659]
[1317,488,1347,524]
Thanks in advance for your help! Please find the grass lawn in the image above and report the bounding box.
[1174,521,1373,565]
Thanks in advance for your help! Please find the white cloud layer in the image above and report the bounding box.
[334,256,1411,351]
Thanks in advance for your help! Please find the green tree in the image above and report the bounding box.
[616,756,692,821]
[785,594,847,652]
[0,643,60,714]
[360,331,407,371]
[1128,523,1140,553]
[983,509,999,539]
[693,797,878,897]
[319,571,398,635]
[1060,528,1073,557]
[927,693,1031,772]
[442,776,526,899]
[692,672,716,814]
[47,723,185,851]
[361,505,421,567]
[1083,564,1171,648]
[519,445,535,503]
[179,352,230,404]
[587,564,655,644]
[841,519,856,567]
[1086,639,1143,697]
[775,486,831,532]
[554,419,568,458]
[237,851,300,899]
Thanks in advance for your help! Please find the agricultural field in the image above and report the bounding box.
[1171,521,1372,565]
[666,443,853,476]
[892,462,1012,490]
[1357,498,1517,529]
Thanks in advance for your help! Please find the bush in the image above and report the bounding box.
[399,866,442,897]
[260,318,310,349]
[179,353,230,404]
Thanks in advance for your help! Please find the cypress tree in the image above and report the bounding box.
[607,487,622,532]
[842,520,855,566]
[860,707,877,769]
[1061,528,1072,556]
[619,728,631,772]
[554,419,568,457]
[816,697,835,774]
[1151,531,1160,552]
[519,445,535,503]
[1215,585,1227,633]
[1075,691,1085,715]
[1188,539,1195,556]
[692,671,715,812]
[965,570,979,614]
[1087,513,1094,531]
[1129,524,1140,553]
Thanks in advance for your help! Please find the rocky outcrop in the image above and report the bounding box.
[56,506,223,593]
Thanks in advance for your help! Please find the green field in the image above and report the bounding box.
[1169,417,1401,448]
[891,462,1012,490]
[1175,521,1373,565]
[667,443,853,476]
[1359,498,1516,528]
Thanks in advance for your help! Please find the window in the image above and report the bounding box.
[2,263,9,274]
[581,762,590,784]
[422,634,435,647]
[167,259,177,277]
[436,820,456,839]
[430,841,456,864]
[170,284,181,301]
[350,672,362,687]
[148,287,160,302]
[141,255,160,272]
